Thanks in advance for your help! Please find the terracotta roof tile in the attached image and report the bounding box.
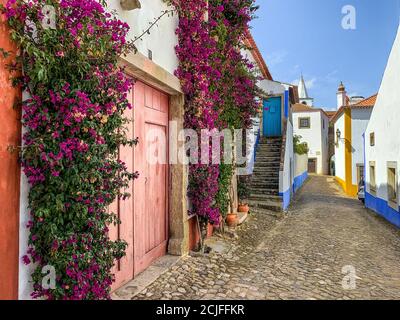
[351,94,377,108]
[292,104,329,117]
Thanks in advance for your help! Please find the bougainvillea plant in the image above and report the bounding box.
[209,0,261,217]
[168,0,221,230]
[167,0,261,227]
[1,0,138,299]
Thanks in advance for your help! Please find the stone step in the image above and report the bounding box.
[252,175,279,181]
[249,194,282,202]
[254,162,281,171]
[257,152,281,156]
[249,187,279,195]
[248,200,282,212]
[253,165,281,171]
[251,171,279,177]
[256,156,281,163]
[251,183,279,190]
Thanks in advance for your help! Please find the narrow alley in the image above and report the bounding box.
[118,176,400,300]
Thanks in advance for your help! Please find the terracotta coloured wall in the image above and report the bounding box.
[0,1,22,300]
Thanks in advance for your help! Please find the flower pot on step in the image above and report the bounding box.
[226,213,238,228]
[237,203,249,213]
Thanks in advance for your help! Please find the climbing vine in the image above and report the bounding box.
[210,0,260,216]
[167,0,260,224]
[1,0,137,299]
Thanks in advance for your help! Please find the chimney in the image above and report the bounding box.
[337,81,347,109]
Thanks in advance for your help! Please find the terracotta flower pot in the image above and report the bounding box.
[226,213,238,228]
[238,204,249,213]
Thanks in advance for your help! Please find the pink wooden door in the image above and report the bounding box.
[133,81,169,276]
[111,81,169,290]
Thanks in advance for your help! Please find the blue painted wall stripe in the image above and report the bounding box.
[365,192,400,228]
[284,90,289,119]
[279,171,308,211]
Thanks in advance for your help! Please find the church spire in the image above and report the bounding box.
[298,74,309,99]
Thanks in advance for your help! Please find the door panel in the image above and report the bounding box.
[263,97,282,137]
[308,159,317,174]
[133,81,169,277]
[111,81,169,289]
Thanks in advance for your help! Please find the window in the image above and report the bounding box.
[387,162,398,206]
[299,117,310,129]
[370,132,375,146]
[369,162,376,193]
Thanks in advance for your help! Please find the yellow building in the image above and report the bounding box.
[331,83,376,197]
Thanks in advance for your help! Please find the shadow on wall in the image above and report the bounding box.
[365,183,400,228]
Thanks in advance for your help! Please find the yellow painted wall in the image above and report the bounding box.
[343,109,358,197]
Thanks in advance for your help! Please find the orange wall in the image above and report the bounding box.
[0,2,22,300]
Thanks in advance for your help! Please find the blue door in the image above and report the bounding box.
[263,97,282,137]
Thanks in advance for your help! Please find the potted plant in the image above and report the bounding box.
[238,175,251,214]
[226,183,238,228]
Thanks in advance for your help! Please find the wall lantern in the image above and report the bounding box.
[120,0,141,11]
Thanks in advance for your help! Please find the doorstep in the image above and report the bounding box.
[111,255,181,300]
[237,212,248,226]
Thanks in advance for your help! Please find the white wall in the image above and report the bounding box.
[280,121,294,194]
[293,111,328,175]
[295,153,308,177]
[334,114,346,181]
[107,0,179,75]
[259,79,285,96]
[351,108,372,185]
[365,25,400,202]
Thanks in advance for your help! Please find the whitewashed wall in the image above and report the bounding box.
[107,0,179,75]
[365,25,400,202]
[320,113,329,175]
[293,111,328,175]
[280,121,294,204]
[295,153,308,177]
[351,108,373,185]
[334,114,346,181]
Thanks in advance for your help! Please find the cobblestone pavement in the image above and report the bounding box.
[133,175,400,300]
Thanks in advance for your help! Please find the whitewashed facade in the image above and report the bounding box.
[293,105,329,175]
[364,25,400,228]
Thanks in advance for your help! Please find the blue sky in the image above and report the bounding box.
[251,0,400,110]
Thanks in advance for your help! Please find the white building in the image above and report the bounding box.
[293,104,330,175]
[364,25,400,228]
[331,81,376,197]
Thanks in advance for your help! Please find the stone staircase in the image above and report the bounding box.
[248,137,283,213]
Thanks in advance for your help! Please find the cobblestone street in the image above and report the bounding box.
[126,175,400,300]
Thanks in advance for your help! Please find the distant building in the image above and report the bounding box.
[364,25,400,228]
[292,104,330,175]
[331,81,376,197]
[298,75,314,106]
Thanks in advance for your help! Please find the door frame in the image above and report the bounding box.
[111,53,189,292]
[262,94,285,137]
[308,158,318,174]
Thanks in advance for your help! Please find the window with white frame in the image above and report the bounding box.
[369,162,376,193]
[299,117,310,129]
[387,162,398,206]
